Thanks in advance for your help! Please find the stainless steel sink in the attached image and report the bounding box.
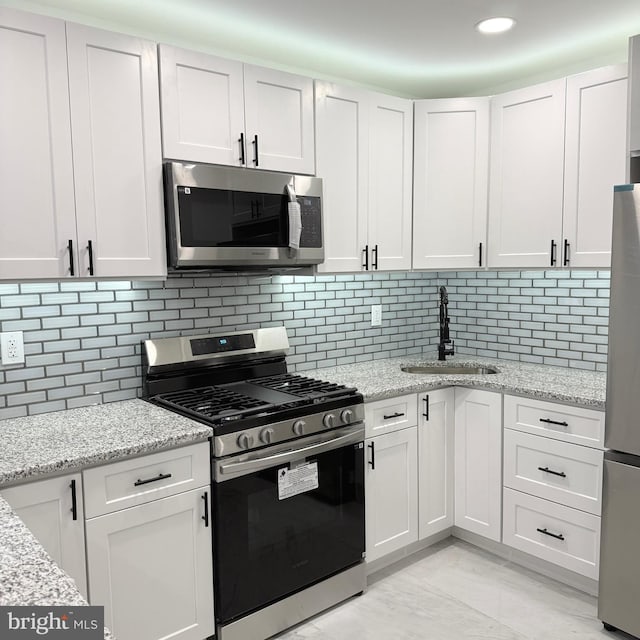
[401,365,498,375]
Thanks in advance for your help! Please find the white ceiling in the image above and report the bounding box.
[8,0,640,97]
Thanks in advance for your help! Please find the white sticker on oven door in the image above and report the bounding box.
[278,462,318,500]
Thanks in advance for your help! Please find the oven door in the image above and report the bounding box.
[212,425,365,625]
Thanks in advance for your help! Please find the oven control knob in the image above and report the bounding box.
[340,409,354,424]
[323,413,336,429]
[292,420,306,436]
[260,428,275,444]
[237,433,254,450]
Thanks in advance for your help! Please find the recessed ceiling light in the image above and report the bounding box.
[476,17,516,34]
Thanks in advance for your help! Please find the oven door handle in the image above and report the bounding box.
[217,427,364,480]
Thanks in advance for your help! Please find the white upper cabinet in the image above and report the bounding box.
[316,82,412,272]
[0,8,166,280]
[368,94,413,270]
[159,45,245,166]
[159,46,315,174]
[67,24,165,278]
[488,79,566,268]
[413,98,489,270]
[244,65,315,174]
[562,64,628,268]
[0,8,76,279]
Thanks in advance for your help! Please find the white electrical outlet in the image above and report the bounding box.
[1,331,25,365]
[371,305,382,327]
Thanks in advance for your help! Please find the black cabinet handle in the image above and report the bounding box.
[537,527,565,541]
[368,442,375,469]
[87,240,94,276]
[239,132,246,165]
[362,245,369,270]
[422,395,429,420]
[563,239,570,266]
[372,244,379,270]
[539,418,569,427]
[383,412,405,420]
[68,239,75,276]
[134,472,172,487]
[69,479,78,521]
[478,242,483,267]
[201,491,209,527]
[253,134,259,166]
[550,239,557,266]
[538,466,567,478]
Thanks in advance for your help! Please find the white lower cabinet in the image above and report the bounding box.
[84,443,214,640]
[454,388,503,541]
[502,394,604,580]
[365,426,418,563]
[417,388,455,538]
[503,487,601,580]
[1,472,87,598]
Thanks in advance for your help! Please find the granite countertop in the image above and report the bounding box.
[0,398,213,487]
[307,354,606,409]
[0,398,212,632]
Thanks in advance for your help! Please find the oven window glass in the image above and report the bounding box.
[212,442,365,624]
[177,187,322,248]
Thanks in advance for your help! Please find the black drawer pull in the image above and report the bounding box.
[69,479,78,521]
[368,442,375,470]
[537,527,565,541]
[202,491,209,528]
[134,472,172,487]
[423,395,429,420]
[383,412,405,420]
[538,466,567,478]
[539,418,569,427]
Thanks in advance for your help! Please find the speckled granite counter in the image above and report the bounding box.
[0,398,212,634]
[308,355,606,409]
[0,398,212,486]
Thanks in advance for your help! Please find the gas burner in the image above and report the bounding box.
[251,374,357,399]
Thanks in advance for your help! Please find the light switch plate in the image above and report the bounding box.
[1,331,25,365]
[371,305,382,327]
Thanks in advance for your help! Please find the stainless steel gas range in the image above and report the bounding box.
[142,327,366,640]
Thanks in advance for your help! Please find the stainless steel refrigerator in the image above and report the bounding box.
[599,183,640,637]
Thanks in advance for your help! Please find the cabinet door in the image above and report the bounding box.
[0,8,77,279]
[86,487,214,640]
[488,79,566,267]
[418,388,455,539]
[66,24,166,278]
[244,65,315,174]
[315,82,369,272]
[1,473,87,598]
[368,92,413,270]
[159,45,245,165]
[454,388,502,541]
[563,65,628,268]
[365,427,418,563]
[413,98,489,269]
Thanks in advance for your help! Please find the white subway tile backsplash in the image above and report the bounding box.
[0,269,611,415]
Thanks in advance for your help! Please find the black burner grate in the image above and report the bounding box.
[251,374,356,399]
[156,386,271,421]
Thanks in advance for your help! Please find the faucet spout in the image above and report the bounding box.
[438,286,454,361]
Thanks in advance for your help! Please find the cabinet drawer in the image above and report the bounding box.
[503,487,600,579]
[365,394,417,438]
[504,430,603,514]
[504,395,604,449]
[83,442,210,518]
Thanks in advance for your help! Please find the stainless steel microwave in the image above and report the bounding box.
[163,162,324,270]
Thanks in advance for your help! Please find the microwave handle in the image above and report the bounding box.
[286,184,302,250]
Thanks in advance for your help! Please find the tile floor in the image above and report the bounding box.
[277,539,631,640]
